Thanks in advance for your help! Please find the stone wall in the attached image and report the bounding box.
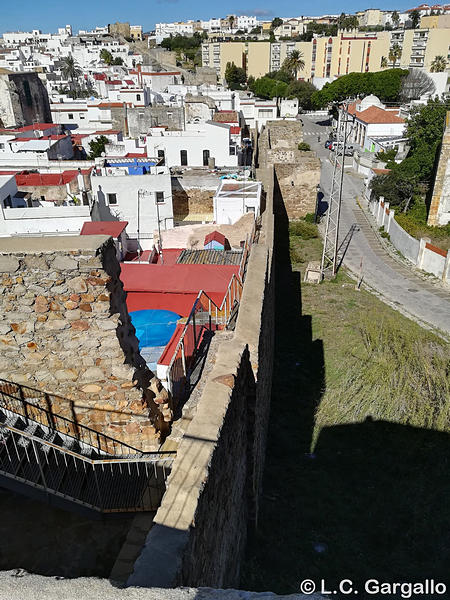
[0,235,171,450]
[258,120,321,220]
[124,106,185,138]
[0,72,51,128]
[428,111,450,226]
[172,177,217,221]
[127,168,275,588]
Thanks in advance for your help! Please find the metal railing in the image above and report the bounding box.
[0,380,176,513]
[166,273,243,397]
[0,380,147,457]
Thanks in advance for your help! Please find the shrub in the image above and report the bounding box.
[289,220,318,239]
[298,142,311,151]
[303,212,316,223]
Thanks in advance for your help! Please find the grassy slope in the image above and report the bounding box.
[241,227,450,596]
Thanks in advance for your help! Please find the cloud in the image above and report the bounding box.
[237,8,274,16]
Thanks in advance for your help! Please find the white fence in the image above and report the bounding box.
[369,197,449,285]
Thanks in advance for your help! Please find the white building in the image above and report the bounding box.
[145,121,239,168]
[236,16,259,32]
[91,159,173,250]
[213,179,261,224]
[237,94,278,131]
[0,174,91,237]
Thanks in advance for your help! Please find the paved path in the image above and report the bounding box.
[300,114,450,336]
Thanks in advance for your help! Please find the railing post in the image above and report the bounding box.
[18,385,29,422]
[181,341,187,376]
[208,298,212,330]
[31,438,47,490]
[192,312,197,349]
[93,465,103,510]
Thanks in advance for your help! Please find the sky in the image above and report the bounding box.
[1,0,418,34]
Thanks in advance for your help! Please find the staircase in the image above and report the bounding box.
[0,380,175,516]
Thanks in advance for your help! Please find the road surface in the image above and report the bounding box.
[300,113,450,336]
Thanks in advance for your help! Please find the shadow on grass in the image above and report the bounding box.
[240,169,450,598]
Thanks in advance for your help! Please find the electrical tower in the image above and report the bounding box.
[320,100,354,279]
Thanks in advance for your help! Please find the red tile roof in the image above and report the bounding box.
[372,168,391,175]
[18,123,57,132]
[349,105,404,124]
[230,126,241,135]
[93,73,107,80]
[80,221,128,237]
[105,80,123,85]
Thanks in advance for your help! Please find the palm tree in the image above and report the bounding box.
[229,15,235,32]
[430,55,447,72]
[61,54,82,91]
[282,49,305,80]
[380,56,388,69]
[410,9,420,29]
[391,10,400,28]
[388,43,402,68]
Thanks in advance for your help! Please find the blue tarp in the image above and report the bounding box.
[129,309,180,349]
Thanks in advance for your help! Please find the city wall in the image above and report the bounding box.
[0,236,171,450]
[127,167,275,588]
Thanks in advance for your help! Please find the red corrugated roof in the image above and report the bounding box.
[10,134,67,142]
[204,231,227,246]
[105,80,122,85]
[125,152,148,158]
[230,126,241,134]
[125,79,135,85]
[16,168,92,187]
[80,221,128,237]
[93,73,107,80]
[121,263,238,294]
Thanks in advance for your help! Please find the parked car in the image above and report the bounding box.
[324,140,332,148]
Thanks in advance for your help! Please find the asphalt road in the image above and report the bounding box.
[300,113,450,336]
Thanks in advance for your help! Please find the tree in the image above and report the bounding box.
[380,56,388,69]
[113,56,124,65]
[388,43,402,67]
[391,10,400,28]
[88,136,110,159]
[271,17,283,29]
[250,76,288,99]
[100,49,113,65]
[298,142,311,151]
[229,15,235,31]
[266,69,294,84]
[370,169,418,211]
[61,54,82,89]
[224,61,246,90]
[410,9,420,28]
[400,69,435,102]
[282,50,305,80]
[286,80,317,110]
[430,55,447,73]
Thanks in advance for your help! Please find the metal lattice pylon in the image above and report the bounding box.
[320,101,354,279]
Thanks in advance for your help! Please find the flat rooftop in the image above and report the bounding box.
[0,235,110,254]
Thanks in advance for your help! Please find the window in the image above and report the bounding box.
[180,150,188,166]
[203,149,210,166]
[156,191,164,203]
[229,146,236,155]
[157,149,165,165]
[80,114,85,120]
[136,94,141,101]
[68,113,74,120]
[0,144,4,150]
[107,193,117,205]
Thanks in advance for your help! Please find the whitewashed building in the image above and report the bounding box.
[213,179,262,224]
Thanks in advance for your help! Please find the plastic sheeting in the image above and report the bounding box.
[129,309,180,349]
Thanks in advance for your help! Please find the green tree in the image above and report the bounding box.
[224,61,247,90]
[410,9,420,28]
[113,56,124,65]
[88,135,110,159]
[286,80,317,110]
[430,55,447,72]
[61,54,82,89]
[100,49,114,65]
[250,76,288,99]
[391,10,400,28]
[229,15,236,30]
[282,49,305,80]
[388,43,402,67]
[298,142,311,151]
[271,17,283,29]
[266,69,294,84]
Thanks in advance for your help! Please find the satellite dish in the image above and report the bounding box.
[244,169,251,177]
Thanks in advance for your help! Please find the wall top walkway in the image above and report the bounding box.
[0,234,110,254]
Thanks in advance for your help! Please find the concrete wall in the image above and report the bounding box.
[0,205,91,236]
[171,175,216,221]
[387,215,420,264]
[127,168,275,589]
[422,243,447,279]
[0,235,173,449]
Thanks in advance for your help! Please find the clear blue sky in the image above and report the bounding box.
[1,0,416,34]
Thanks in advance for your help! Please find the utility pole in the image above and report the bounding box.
[320,99,354,279]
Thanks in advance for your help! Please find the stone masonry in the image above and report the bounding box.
[258,120,321,220]
[428,111,450,227]
[0,235,172,451]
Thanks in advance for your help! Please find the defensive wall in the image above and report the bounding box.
[0,235,171,450]
[428,111,450,227]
